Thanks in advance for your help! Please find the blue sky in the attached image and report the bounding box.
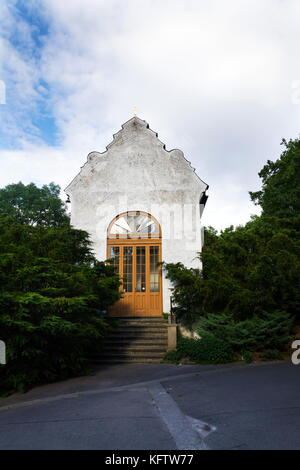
[0,1,60,147]
[1,0,300,229]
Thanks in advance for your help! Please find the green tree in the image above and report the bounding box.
[249,137,300,219]
[0,182,121,395]
[0,182,70,226]
[165,137,300,342]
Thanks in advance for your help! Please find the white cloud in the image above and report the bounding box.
[1,0,300,230]
[0,1,45,145]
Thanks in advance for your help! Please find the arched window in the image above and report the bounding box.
[107,211,161,239]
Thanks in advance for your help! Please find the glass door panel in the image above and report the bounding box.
[110,246,120,274]
[150,246,160,292]
[136,246,146,292]
[123,247,133,292]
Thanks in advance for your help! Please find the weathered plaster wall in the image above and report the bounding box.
[65,117,208,313]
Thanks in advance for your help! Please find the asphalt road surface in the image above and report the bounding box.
[0,361,299,450]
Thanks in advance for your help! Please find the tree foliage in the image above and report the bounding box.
[0,182,70,226]
[165,137,300,350]
[249,138,300,218]
[197,312,293,351]
[0,184,121,395]
[164,336,236,364]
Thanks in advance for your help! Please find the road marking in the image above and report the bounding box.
[186,416,216,438]
[148,382,209,450]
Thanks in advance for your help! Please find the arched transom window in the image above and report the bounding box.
[108,211,161,239]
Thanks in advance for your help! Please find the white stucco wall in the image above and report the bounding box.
[65,117,208,313]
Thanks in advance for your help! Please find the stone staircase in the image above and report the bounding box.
[91,317,169,364]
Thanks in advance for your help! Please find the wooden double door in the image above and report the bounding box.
[108,240,162,317]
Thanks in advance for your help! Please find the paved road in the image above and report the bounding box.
[0,362,299,449]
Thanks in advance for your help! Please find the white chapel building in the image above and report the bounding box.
[65,117,208,318]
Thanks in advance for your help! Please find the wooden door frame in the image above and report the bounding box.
[107,238,163,317]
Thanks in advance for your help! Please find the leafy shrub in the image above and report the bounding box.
[197,312,293,352]
[241,350,253,363]
[162,349,183,363]
[163,336,236,364]
[260,349,284,361]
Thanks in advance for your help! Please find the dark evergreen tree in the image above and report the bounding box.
[0,183,121,395]
[165,137,300,348]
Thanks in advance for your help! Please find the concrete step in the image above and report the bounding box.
[115,316,167,322]
[104,339,168,346]
[91,358,163,364]
[114,324,167,330]
[114,321,166,324]
[94,350,165,358]
[93,316,169,364]
[101,345,167,353]
[114,319,168,326]
[108,335,167,342]
[112,327,168,333]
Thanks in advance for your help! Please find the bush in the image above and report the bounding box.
[162,349,183,363]
[197,312,293,352]
[241,350,253,363]
[260,349,284,361]
[0,291,118,395]
[163,262,203,327]
[163,336,236,364]
[0,213,121,396]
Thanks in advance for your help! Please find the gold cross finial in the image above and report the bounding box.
[133,106,139,116]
